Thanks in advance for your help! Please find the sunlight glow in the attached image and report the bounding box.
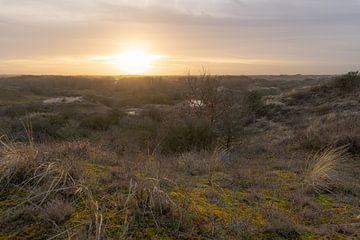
[113,48,160,74]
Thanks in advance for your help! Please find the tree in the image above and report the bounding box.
[184,70,247,149]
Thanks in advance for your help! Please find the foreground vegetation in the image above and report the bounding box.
[0,72,359,239]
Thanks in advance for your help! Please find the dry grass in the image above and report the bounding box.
[1,74,360,239]
[121,177,176,237]
[304,146,349,193]
[299,114,360,152]
[0,138,107,239]
[41,198,74,224]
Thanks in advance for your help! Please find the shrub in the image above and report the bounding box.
[185,72,260,149]
[333,71,360,91]
[56,119,83,139]
[80,112,118,131]
[159,116,216,154]
[243,90,265,117]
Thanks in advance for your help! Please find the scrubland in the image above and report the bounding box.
[0,72,359,239]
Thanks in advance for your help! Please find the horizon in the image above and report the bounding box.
[1,0,360,75]
[0,73,340,78]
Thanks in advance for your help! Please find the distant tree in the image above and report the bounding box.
[184,70,249,149]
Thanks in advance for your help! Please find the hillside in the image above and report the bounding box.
[0,73,359,240]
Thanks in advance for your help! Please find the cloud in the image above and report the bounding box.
[0,0,360,74]
[1,0,360,26]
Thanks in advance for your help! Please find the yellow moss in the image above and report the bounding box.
[84,163,107,176]
[104,211,126,237]
[83,162,109,185]
[261,190,290,208]
[65,198,91,228]
[170,187,265,227]
[66,210,91,227]
[317,194,333,206]
[0,187,28,213]
[274,170,296,180]
[299,233,321,239]
[0,224,46,240]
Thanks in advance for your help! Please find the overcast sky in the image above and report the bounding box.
[1,0,360,74]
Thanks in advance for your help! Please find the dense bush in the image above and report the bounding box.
[243,90,265,117]
[159,116,216,154]
[79,112,119,131]
[333,71,360,91]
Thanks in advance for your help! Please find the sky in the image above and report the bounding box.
[0,0,360,75]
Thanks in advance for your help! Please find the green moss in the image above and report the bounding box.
[0,187,28,214]
[275,170,296,180]
[317,194,333,206]
[104,211,126,237]
[170,187,265,228]
[64,198,92,229]
[261,190,290,208]
[299,233,321,239]
[0,224,48,240]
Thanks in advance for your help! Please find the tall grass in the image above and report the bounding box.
[304,146,349,193]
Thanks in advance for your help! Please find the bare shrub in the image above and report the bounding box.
[304,146,349,193]
[185,70,259,149]
[184,71,264,149]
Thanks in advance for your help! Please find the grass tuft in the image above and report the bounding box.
[304,146,349,193]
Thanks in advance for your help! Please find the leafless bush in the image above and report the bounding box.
[184,71,264,150]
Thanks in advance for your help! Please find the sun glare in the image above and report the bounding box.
[114,48,159,74]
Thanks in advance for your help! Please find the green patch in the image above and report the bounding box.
[64,198,92,229]
[84,163,109,185]
[0,224,48,240]
[275,170,296,180]
[170,187,265,228]
[261,190,290,208]
[0,187,28,214]
[317,194,333,206]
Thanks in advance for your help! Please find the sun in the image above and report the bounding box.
[114,48,159,74]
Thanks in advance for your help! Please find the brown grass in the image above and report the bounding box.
[299,114,360,153]
[304,146,349,193]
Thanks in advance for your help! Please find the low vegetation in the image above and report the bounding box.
[304,146,349,193]
[1,72,359,239]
